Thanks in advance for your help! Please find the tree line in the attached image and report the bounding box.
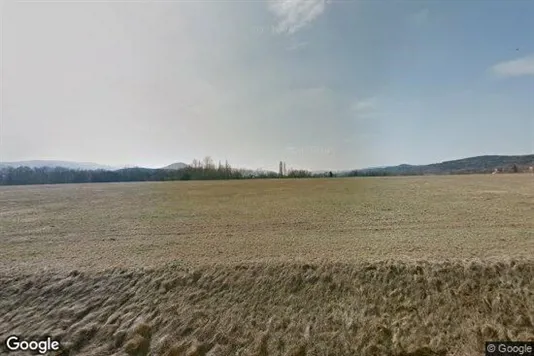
[0,157,327,186]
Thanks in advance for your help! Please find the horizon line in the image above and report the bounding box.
[2,152,534,172]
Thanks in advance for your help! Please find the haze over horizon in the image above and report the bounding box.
[2,0,533,172]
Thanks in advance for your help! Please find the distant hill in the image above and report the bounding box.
[0,160,118,171]
[350,155,534,176]
[4,154,533,178]
[161,162,188,170]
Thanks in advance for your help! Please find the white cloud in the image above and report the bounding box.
[409,8,429,26]
[286,40,309,51]
[351,97,378,113]
[268,0,328,35]
[491,55,534,77]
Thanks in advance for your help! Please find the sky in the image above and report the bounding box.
[1,0,533,171]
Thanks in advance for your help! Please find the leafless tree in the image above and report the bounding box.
[225,160,231,178]
[203,156,215,170]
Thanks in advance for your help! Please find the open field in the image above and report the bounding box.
[1,175,533,355]
[1,175,533,272]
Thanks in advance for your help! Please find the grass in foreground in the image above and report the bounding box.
[1,260,533,356]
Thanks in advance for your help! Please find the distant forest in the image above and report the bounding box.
[1,154,532,186]
[0,158,320,186]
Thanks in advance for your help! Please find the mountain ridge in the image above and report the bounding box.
[2,154,534,175]
[161,162,188,170]
[348,154,534,175]
[0,160,118,171]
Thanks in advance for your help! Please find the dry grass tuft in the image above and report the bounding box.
[132,321,152,340]
[124,334,150,356]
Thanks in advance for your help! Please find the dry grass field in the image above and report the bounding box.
[1,175,533,355]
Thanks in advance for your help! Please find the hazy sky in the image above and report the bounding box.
[2,0,533,171]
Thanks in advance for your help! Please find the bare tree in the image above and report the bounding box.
[203,156,214,170]
[225,160,231,178]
